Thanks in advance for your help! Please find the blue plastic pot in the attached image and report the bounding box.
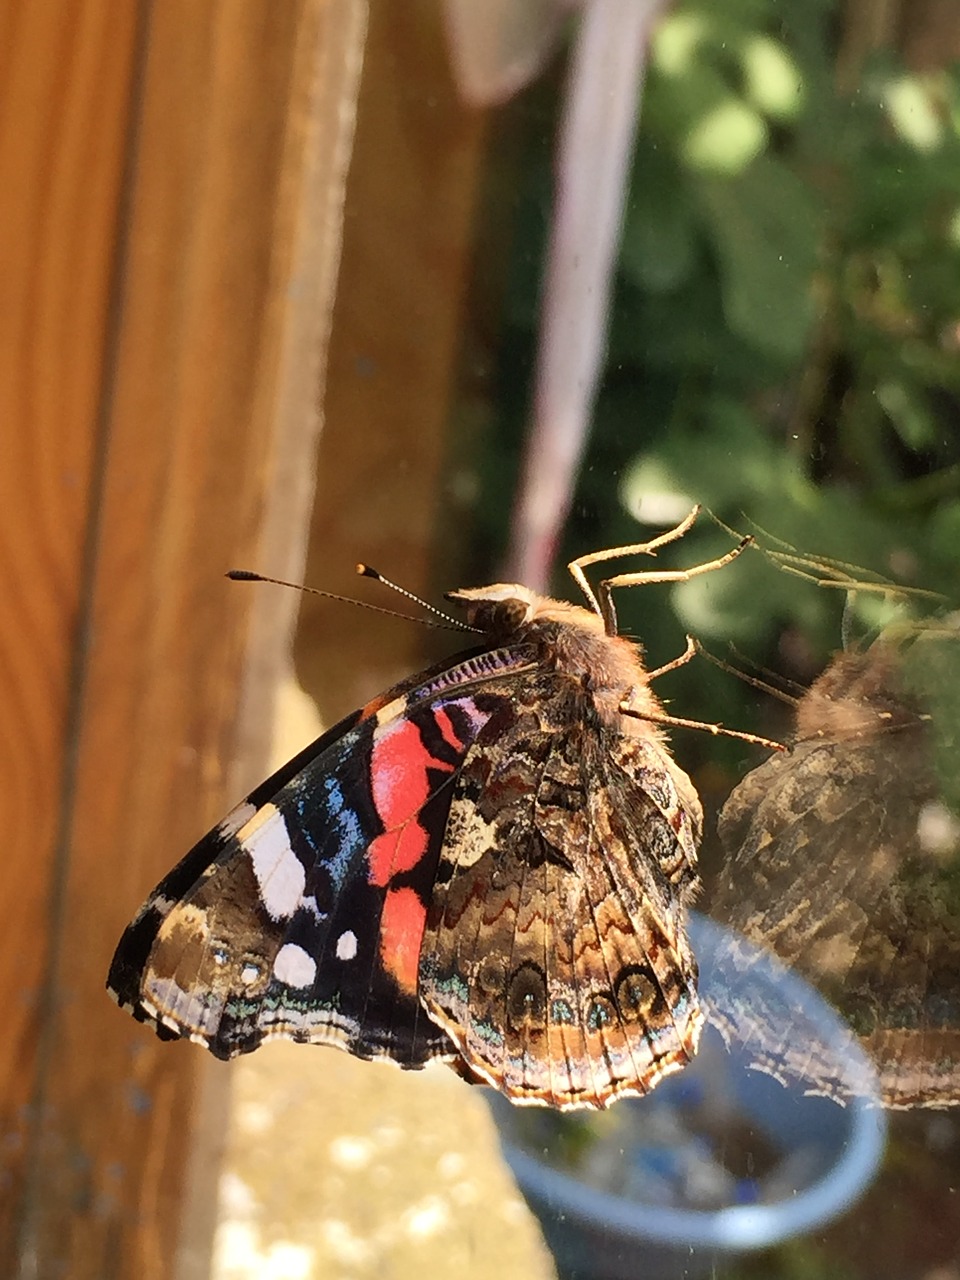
[488,913,886,1280]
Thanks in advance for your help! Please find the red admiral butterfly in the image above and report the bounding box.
[108,507,753,1110]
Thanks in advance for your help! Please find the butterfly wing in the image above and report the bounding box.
[712,639,960,1106]
[108,647,535,1065]
[418,673,704,1109]
[710,733,936,1103]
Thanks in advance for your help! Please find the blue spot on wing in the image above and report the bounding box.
[282,689,500,893]
[318,775,366,888]
[282,727,374,891]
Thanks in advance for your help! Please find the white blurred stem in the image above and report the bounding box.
[506,0,667,588]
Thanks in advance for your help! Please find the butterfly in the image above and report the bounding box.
[108,507,753,1110]
[709,626,960,1107]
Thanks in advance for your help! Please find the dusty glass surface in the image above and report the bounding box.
[409,4,960,1277]
[215,4,960,1278]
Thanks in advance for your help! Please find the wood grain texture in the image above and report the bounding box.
[0,0,142,1264]
[296,0,491,720]
[1,2,361,1276]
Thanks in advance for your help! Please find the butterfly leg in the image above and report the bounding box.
[623,624,783,750]
[644,635,698,682]
[591,536,753,637]
[620,700,785,751]
[567,505,702,621]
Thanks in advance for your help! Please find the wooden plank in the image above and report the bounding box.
[0,0,142,1264]
[3,2,365,1276]
[297,0,490,719]
[175,5,370,1273]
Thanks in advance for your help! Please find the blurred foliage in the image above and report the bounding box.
[474,0,960,760]
[456,14,960,1278]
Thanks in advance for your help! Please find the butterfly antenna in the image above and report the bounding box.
[356,563,479,632]
[706,510,945,601]
[226,569,476,633]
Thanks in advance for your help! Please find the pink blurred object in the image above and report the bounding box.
[443,0,670,589]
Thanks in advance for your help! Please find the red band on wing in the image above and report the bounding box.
[367,719,453,885]
[433,706,464,752]
[367,824,429,887]
[367,699,493,887]
[379,885,427,993]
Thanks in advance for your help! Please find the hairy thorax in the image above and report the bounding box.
[447,584,665,735]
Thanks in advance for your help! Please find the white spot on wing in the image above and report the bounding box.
[242,803,305,920]
[336,930,358,961]
[273,943,317,988]
[301,894,326,921]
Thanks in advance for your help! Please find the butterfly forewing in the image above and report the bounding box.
[108,649,536,1065]
[106,705,369,1019]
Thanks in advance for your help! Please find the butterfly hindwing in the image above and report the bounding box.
[418,671,704,1109]
[712,638,960,1107]
[108,648,536,1066]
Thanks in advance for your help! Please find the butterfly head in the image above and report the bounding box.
[445,584,607,642]
[445,584,536,638]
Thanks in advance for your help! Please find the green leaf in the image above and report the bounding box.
[621,148,696,293]
[875,380,939,451]
[682,97,768,173]
[883,74,945,152]
[741,34,805,122]
[698,154,822,361]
